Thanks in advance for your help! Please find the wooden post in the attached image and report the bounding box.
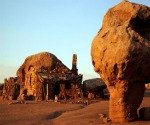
[46,83,49,100]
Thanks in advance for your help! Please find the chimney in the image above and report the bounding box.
[71,54,78,75]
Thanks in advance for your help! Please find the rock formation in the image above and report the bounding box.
[91,1,150,122]
[2,77,19,100]
[82,78,107,98]
[17,52,59,96]
[17,52,83,101]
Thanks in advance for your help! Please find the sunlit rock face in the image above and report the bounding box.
[91,1,150,122]
[17,52,83,101]
[17,52,59,96]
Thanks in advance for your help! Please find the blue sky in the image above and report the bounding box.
[0,0,150,83]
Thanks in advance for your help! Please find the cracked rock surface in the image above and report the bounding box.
[91,1,150,122]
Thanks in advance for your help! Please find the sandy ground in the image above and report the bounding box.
[0,90,150,125]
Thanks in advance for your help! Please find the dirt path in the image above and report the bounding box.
[0,90,150,125]
[0,101,83,125]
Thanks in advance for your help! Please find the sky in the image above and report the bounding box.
[0,0,150,83]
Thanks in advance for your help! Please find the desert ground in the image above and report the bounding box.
[0,90,150,125]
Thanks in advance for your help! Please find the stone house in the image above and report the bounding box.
[3,52,82,101]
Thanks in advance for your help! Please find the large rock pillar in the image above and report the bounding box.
[109,81,145,122]
[91,1,150,122]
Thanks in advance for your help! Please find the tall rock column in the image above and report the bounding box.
[91,1,150,122]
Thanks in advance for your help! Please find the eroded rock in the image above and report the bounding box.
[17,52,59,98]
[17,52,83,101]
[91,1,150,122]
[82,78,108,98]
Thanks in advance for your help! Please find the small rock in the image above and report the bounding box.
[98,113,111,123]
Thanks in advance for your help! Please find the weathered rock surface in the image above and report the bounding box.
[17,52,58,84]
[17,52,69,98]
[91,1,150,122]
[82,78,107,98]
[2,77,19,100]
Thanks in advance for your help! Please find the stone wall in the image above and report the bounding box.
[2,77,19,100]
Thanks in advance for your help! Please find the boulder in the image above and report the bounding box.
[17,52,63,98]
[17,52,58,82]
[17,52,58,83]
[91,1,150,122]
[82,78,107,98]
[139,107,150,120]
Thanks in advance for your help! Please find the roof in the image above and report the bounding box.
[38,70,83,82]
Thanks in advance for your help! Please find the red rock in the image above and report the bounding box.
[17,52,83,101]
[91,1,150,122]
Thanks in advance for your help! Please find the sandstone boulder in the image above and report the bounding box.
[91,1,150,122]
[17,52,70,98]
[17,52,59,85]
[17,52,58,79]
[82,78,107,98]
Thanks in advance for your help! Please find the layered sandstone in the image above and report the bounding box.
[91,1,150,122]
